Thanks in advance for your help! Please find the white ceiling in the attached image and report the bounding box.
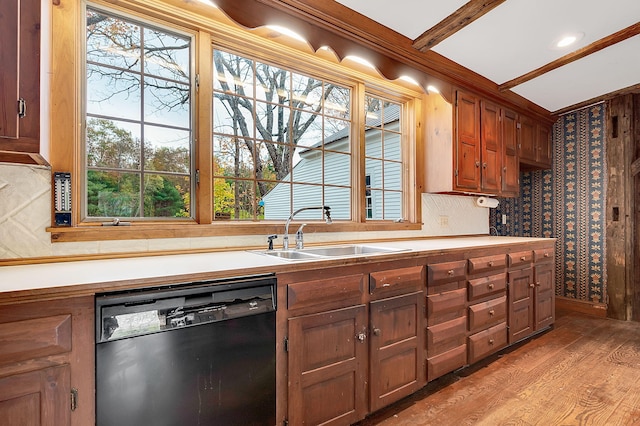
[335,0,640,113]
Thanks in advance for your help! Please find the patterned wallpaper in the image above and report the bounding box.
[490,104,607,304]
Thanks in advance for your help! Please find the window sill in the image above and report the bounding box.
[47,221,422,243]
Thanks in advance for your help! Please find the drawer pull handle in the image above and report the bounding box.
[447,269,454,276]
[488,261,494,267]
[489,338,495,345]
[382,283,391,287]
[520,256,526,261]
[489,309,495,316]
[488,283,495,290]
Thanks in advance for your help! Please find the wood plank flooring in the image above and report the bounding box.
[356,310,640,425]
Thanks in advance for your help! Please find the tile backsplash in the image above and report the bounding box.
[421,193,489,236]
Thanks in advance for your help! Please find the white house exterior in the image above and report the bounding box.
[262,105,402,221]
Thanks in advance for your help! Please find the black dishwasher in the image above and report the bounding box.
[95,274,276,426]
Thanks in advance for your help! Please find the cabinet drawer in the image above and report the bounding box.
[468,322,507,364]
[427,344,467,381]
[369,265,424,299]
[468,295,507,332]
[427,260,467,284]
[427,316,467,357]
[0,314,72,365]
[508,250,532,268]
[468,273,506,301]
[287,274,365,311]
[468,254,506,275]
[534,248,554,263]
[427,288,466,324]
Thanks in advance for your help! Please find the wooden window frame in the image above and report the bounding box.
[48,0,423,243]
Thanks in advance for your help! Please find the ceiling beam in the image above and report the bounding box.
[412,0,506,52]
[500,22,640,92]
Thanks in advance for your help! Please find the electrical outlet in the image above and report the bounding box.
[502,214,507,225]
[439,215,449,227]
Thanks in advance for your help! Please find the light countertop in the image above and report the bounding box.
[0,236,552,295]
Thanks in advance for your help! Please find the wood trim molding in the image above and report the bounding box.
[412,0,506,52]
[211,0,553,122]
[555,296,607,318]
[500,22,640,92]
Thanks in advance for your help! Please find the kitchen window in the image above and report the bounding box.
[70,1,419,238]
[84,6,194,220]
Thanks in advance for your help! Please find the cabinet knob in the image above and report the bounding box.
[475,161,481,167]
[483,162,487,169]
[373,328,381,336]
[447,269,454,276]
[356,332,367,343]
[488,283,495,290]
[544,252,550,258]
[529,283,535,288]
[489,309,495,316]
[489,339,495,345]
[520,256,526,261]
[488,261,494,267]
[536,281,541,287]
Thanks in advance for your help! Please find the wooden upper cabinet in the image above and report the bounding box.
[518,115,536,162]
[480,100,502,193]
[519,114,552,169]
[0,0,41,163]
[454,90,481,192]
[501,108,519,196]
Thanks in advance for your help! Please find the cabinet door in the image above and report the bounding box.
[288,305,367,426]
[519,115,536,163]
[537,123,552,167]
[534,261,555,330]
[502,109,519,196]
[455,90,481,191]
[508,267,534,344]
[480,100,502,193]
[0,0,40,153]
[369,292,424,412]
[0,365,71,426]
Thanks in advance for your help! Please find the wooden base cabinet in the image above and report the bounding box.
[0,296,94,426]
[534,248,556,330]
[288,305,368,426]
[426,260,467,381]
[0,365,70,426]
[282,264,425,425]
[369,291,424,412]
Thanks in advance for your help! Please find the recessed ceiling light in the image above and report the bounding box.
[552,32,584,49]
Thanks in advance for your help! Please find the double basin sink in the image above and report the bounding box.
[252,244,410,261]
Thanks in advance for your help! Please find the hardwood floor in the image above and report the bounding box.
[356,309,640,425]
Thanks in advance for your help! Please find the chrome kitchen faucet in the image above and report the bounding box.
[282,206,332,250]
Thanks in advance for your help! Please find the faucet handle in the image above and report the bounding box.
[267,234,278,250]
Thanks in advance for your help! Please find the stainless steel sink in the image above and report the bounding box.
[302,245,408,257]
[257,250,323,260]
[251,244,409,261]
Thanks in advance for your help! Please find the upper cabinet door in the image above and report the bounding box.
[454,90,481,191]
[480,100,502,193]
[0,0,41,157]
[501,108,519,196]
[518,115,536,162]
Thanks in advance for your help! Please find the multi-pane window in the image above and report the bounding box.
[364,96,403,220]
[212,49,352,221]
[84,7,193,219]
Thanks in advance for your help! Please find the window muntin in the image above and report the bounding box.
[84,7,193,219]
[212,49,352,221]
[364,96,403,220]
